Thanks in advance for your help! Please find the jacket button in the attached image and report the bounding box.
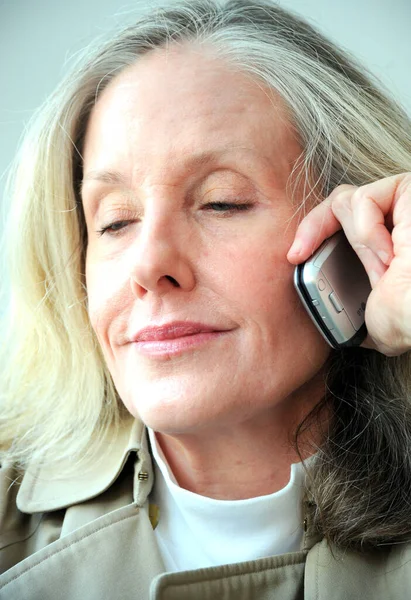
[138,471,149,481]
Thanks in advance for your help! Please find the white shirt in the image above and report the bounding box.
[148,428,308,572]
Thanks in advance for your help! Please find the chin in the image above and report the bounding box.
[120,372,211,424]
[125,390,228,436]
[136,409,205,436]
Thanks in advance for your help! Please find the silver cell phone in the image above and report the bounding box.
[294,231,372,349]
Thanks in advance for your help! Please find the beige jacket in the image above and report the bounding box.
[1,418,411,599]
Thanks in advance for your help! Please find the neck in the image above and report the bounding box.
[155,387,328,500]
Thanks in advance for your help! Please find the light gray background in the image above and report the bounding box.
[1,0,410,204]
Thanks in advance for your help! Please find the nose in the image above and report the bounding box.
[129,211,196,299]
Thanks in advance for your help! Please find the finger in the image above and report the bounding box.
[287,185,355,264]
[392,183,411,253]
[354,172,409,217]
[332,175,411,282]
[351,193,394,265]
[347,173,410,261]
[331,190,393,284]
[337,183,399,266]
[287,173,409,264]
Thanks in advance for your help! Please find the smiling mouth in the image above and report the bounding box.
[130,321,231,357]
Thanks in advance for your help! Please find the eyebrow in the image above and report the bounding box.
[80,147,251,197]
[81,169,127,194]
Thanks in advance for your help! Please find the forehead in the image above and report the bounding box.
[82,45,300,184]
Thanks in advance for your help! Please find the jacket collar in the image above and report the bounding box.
[16,419,323,552]
[17,417,154,513]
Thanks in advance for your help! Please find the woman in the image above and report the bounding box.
[1,0,411,598]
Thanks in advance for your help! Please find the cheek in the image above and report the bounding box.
[214,235,294,319]
[85,253,128,346]
[219,237,328,363]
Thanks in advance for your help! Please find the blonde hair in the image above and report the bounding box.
[2,0,411,547]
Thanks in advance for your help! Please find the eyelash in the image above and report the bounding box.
[96,201,253,237]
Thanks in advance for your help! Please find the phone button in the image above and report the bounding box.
[322,315,334,330]
[329,291,344,313]
[317,279,326,291]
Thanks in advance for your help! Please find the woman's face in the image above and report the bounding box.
[82,45,330,434]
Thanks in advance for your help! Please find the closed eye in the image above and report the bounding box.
[203,201,253,212]
[96,220,131,236]
[96,202,254,236]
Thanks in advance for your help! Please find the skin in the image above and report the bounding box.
[81,43,409,501]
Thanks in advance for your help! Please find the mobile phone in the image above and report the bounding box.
[293,231,371,349]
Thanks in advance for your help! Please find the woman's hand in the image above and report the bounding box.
[287,173,411,356]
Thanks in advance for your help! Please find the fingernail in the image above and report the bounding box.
[369,270,380,288]
[289,240,302,256]
[377,250,391,265]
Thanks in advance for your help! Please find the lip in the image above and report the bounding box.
[129,321,231,357]
[131,321,225,342]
